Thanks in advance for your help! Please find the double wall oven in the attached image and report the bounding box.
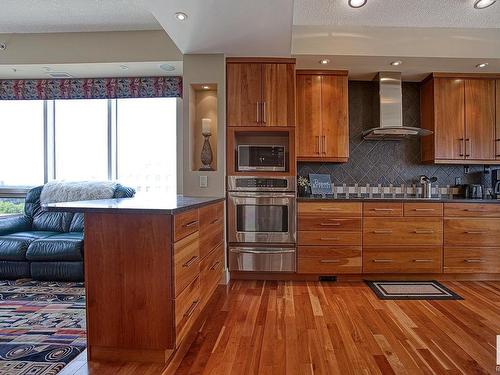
[228,176,296,273]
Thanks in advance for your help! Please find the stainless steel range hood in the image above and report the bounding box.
[362,72,432,141]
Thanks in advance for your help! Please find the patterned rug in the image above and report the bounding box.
[0,279,86,375]
[365,280,463,300]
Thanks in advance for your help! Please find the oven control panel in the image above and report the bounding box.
[236,178,288,189]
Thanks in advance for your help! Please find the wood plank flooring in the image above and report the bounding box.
[61,280,500,374]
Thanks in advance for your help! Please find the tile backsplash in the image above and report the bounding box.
[298,81,493,189]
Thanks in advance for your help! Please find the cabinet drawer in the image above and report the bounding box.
[298,246,361,274]
[363,247,442,273]
[199,202,224,259]
[200,243,224,307]
[444,247,500,273]
[404,202,443,217]
[298,231,361,246]
[175,277,201,346]
[174,232,200,296]
[298,202,361,217]
[299,217,362,232]
[364,202,403,217]
[444,218,500,246]
[444,203,500,217]
[363,218,442,246]
[174,209,199,242]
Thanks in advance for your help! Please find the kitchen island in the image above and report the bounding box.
[45,196,225,366]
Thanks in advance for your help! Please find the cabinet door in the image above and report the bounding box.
[262,64,295,127]
[465,79,495,160]
[434,78,465,160]
[226,63,262,126]
[296,74,322,158]
[496,80,500,159]
[321,75,349,160]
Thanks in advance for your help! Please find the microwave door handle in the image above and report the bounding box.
[230,248,295,254]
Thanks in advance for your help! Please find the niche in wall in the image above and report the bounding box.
[190,84,218,171]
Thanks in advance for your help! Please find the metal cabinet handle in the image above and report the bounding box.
[372,259,394,263]
[465,231,487,234]
[320,223,341,227]
[256,102,260,123]
[464,259,485,263]
[262,102,266,124]
[320,237,339,241]
[465,138,471,157]
[373,208,394,212]
[414,230,434,234]
[320,259,341,263]
[184,220,198,228]
[210,260,222,270]
[373,230,393,234]
[459,138,464,157]
[210,218,220,225]
[183,256,199,268]
[413,259,433,263]
[319,207,341,211]
[316,136,321,155]
[414,208,435,212]
[184,299,200,318]
[322,136,327,155]
[464,208,486,212]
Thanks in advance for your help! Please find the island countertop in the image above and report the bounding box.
[43,195,225,215]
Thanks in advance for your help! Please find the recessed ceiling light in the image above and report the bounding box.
[119,65,129,70]
[348,0,367,8]
[159,63,176,72]
[11,68,17,72]
[0,42,6,51]
[474,0,496,9]
[202,85,210,90]
[319,59,330,65]
[43,67,52,72]
[175,12,188,21]
[476,62,489,68]
[390,60,403,66]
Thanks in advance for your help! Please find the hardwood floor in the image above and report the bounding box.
[61,280,500,374]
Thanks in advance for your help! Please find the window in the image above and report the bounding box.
[0,97,178,196]
[54,99,109,181]
[116,98,177,194]
[0,100,44,187]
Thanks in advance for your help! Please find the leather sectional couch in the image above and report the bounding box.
[0,184,135,281]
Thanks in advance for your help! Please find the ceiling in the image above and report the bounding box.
[293,0,500,29]
[0,0,161,33]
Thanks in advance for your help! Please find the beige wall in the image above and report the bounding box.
[181,54,225,198]
[0,30,182,65]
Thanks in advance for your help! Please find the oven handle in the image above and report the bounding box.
[230,248,296,254]
[229,193,296,199]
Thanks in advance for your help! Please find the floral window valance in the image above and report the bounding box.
[0,76,182,100]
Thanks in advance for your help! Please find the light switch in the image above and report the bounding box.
[200,175,208,188]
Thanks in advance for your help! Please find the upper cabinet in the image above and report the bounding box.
[226,58,295,127]
[296,71,349,162]
[421,74,498,165]
[496,80,500,160]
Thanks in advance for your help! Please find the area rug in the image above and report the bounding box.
[0,279,86,375]
[365,280,463,300]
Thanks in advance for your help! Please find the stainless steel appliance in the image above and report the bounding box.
[237,145,286,172]
[493,169,500,199]
[419,175,437,198]
[227,176,296,272]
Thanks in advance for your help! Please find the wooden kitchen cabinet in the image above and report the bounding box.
[421,74,498,164]
[296,70,349,162]
[227,58,295,127]
[496,80,500,160]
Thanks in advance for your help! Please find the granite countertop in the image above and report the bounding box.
[43,195,225,214]
[297,196,500,204]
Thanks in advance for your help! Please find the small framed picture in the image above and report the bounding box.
[309,174,333,196]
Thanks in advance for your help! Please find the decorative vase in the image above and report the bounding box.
[199,134,214,171]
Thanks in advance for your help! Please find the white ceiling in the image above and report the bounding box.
[147,0,294,56]
[0,0,161,33]
[293,0,500,29]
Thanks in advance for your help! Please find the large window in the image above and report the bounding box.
[0,100,45,187]
[0,98,178,197]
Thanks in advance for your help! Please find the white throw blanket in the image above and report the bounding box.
[40,181,117,204]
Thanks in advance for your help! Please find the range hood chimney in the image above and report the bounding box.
[362,72,432,140]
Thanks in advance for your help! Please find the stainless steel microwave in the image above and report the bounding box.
[237,145,286,172]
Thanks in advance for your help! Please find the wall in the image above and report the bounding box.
[298,81,491,189]
[181,54,226,197]
[0,30,182,65]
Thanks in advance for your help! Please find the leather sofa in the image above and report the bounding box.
[0,184,135,281]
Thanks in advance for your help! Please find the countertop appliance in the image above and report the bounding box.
[464,184,484,199]
[419,175,437,198]
[237,145,286,172]
[493,169,500,199]
[228,176,296,273]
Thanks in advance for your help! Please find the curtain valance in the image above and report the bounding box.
[0,76,182,100]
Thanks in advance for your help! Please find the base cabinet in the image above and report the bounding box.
[444,248,500,273]
[363,247,442,273]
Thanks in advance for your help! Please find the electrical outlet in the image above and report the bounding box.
[455,177,462,186]
[199,175,208,188]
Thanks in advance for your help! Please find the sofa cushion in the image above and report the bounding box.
[0,231,60,261]
[0,261,31,279]
[31,261,84,282]
[32,211,74,233]
[26,232,84,262]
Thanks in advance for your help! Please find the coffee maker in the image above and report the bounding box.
[493,169,500,199]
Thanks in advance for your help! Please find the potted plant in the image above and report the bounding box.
[297,176,311,197]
